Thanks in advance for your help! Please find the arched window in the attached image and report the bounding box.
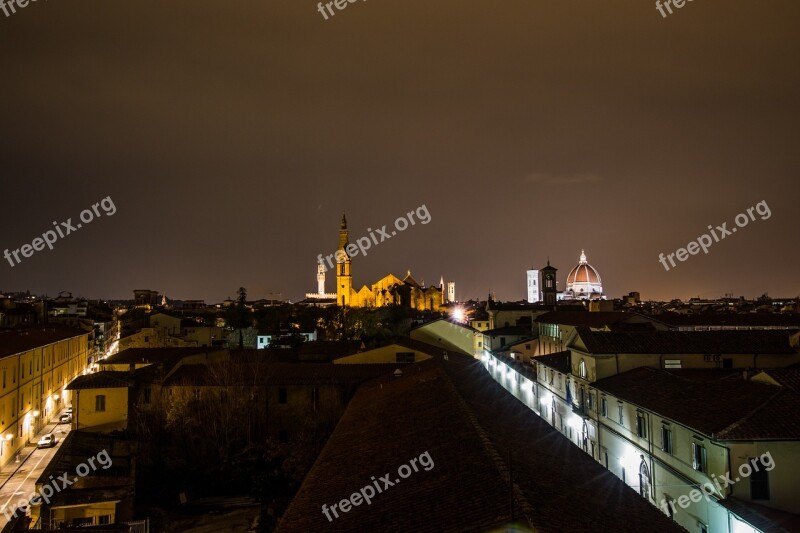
[579,359,587,379]
[639,457,651,500]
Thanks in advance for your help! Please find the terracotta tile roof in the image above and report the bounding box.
[163,362,398,387]
[593,368,785,438]
[716,388,800,441]
[279,354,682,532]
[760,365,800,392]
[278,362,522,532]
[645,312,800,329]
[443,354,683,532]
[0,326,88,358]
[718,497,800,532]
[483,325,530,336]
[103,346,225,365]
[535,311,635,327]
[66,371,132,390]
[576,328,798,355]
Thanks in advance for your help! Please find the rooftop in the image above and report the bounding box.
[535,310,638,328]
[67,371,132,390]
[0,327,88,358]
[575,328,799,355]
[592,367,800,439]
[279,353,681,532]
[102,346,226,366]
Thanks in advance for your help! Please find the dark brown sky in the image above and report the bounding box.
[1,1,798,302]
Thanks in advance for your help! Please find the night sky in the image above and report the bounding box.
[1,1,798,303]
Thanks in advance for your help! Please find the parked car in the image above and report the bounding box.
[59,413,72,424]
[37,434,57,448]
[65,407,73,415]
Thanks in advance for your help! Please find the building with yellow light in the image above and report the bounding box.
[333,214,446,311]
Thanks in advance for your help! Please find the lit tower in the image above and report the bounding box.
[317,260,326,295]
[336,213,353,306]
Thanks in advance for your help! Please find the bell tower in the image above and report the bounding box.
[541,258,558,307]
[336,213,353,306]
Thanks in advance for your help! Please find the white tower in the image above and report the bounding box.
[317,261,326,295]
[447,281,456,303]
[527,269,542,303]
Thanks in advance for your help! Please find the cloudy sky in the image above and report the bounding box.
[1,1,798,302]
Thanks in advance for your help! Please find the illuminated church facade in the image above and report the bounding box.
[334,214,447,311]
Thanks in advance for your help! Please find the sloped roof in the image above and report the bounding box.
[593,367,787,438]
[103,346,225,365]
[279,354,682,532]
[575,328,798,355]
[277,362,529,532]
[535,311,636,327]
[645,312,800,329]
[718,496,800,532]
[66,371,132,390]
[163,362,397,387]
[0,327,88,358]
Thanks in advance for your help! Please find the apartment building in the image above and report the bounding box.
[0,327,90,467]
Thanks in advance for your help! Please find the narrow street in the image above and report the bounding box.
[0,414,72,529]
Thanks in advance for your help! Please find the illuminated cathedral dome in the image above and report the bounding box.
[565,250,603,299]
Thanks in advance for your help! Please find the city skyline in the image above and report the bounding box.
[1,2,798,303]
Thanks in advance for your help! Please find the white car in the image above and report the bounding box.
[37,434,57,449]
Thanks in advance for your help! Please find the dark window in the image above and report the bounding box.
[692,442,707,473]
[142,388,151,404]
[396,352,415,364]
[661,426,673,454]
[636,412,647,438]
[95,395,106,412]
[618,402,624,425]
[278,388,287,404]
[750,458,771,500]
[98,516,111,525]
[601,397,608,417]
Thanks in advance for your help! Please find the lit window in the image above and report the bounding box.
[578,359,587,379]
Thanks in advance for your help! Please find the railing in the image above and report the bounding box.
[125,519,150,533]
